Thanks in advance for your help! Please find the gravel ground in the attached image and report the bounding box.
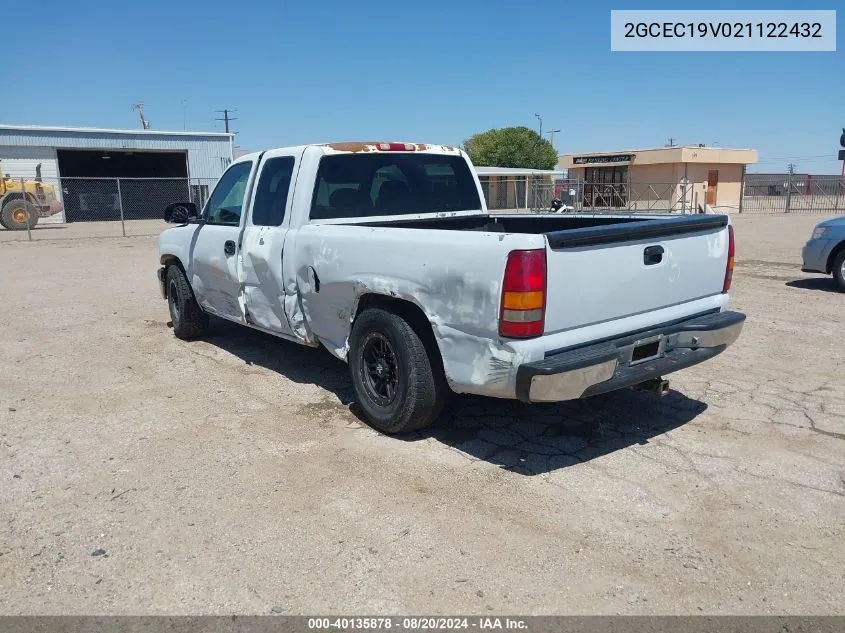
[0,214,843,615]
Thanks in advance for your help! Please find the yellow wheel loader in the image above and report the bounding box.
[0,161,64,230]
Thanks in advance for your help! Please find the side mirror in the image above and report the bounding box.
[164,202,198,223]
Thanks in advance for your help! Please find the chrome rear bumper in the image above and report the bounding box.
[515,310,746,403]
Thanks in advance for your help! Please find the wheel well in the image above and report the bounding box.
[160,254,185,273]
[826,241,845,274]
[1,193,26,205]
[353,294,445,374]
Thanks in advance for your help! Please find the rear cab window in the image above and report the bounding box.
[310,153,481,220]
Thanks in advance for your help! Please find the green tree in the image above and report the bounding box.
[463,126,558,170]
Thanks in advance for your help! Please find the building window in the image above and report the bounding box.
[583,166,628,208]
[585,166,628,183]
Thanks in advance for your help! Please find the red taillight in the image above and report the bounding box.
[377,142,417,151]
[723,225,735,293]
[500,249,546,338]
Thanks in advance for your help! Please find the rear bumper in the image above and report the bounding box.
[514,310,746,403]
[37,201,64,217]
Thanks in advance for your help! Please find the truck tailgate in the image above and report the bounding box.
[543,215,730,334]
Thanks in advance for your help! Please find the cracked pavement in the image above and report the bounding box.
[0,215,843,614]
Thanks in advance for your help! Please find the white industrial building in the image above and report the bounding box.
[0,124,233,223]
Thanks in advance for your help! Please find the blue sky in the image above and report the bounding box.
[5,0,843,172]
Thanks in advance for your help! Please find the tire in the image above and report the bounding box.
[833,249,845,293]
[166,265,209,340]
[348,307,448,434]
[1,199,39,231]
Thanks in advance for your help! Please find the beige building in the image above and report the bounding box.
[559,146,758,213]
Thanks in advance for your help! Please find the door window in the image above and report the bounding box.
[252,157,295,226]
[204,161,252,225]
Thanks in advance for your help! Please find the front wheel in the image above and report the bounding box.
[166,265,209,340]
[832,249,845,292]
[348,307,448,434]
[1,199,39,230]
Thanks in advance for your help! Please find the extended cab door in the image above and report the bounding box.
[239,148,304,336]
[188,159,255,322]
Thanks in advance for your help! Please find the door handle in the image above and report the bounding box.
[644,245,664,265]
[224,240,236,256]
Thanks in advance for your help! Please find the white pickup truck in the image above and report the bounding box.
[158,142,745,434]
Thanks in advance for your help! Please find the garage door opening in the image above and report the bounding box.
[57,149,190,222]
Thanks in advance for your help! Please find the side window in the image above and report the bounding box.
[204,161,252,225]
[252,157,295,226]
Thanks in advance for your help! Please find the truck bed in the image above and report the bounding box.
[350,212,732,335]
[358,212,727,246]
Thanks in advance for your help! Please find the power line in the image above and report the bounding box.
[757,153,838,161]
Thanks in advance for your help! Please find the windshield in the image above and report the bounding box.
[310,153,481,220]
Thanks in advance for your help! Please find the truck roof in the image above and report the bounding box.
[233,142,463,164]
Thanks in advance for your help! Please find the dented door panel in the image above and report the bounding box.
[240,225,291,332]
[239,148,305,337]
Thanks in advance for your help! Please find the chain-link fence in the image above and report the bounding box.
[570,180,699,213]
[741,173,845,214]
[6,170,841,242]
[0,172,217,240]
[481,177,703,214]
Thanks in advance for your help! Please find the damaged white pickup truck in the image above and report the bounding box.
[157,142,745,434]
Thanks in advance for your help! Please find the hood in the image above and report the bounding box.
[816,216,845,229]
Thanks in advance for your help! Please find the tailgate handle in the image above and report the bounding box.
[644,245,664,265]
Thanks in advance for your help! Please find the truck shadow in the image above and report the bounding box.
[203,319,707,476]
[785,278,841,293]
[420,391,706,475]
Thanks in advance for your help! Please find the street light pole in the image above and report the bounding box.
[534,113,543,139]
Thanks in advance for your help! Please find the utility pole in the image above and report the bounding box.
[534,113,543,139]
[131,103,150,130]
[839,127,845,177]
[546,129,561,150]
[667,137,676,147]
[785,163,796,213]
[215,109,238,134]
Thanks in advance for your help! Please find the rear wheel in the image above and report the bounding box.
[166,265,209,339]
[832,249,845,292]
[1,199,39,230]
[348,307,448,434]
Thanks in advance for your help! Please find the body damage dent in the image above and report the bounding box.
[322,142,461,155]
[431,322,527,398]
[295,269,526,398]
[285,283,316,344]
